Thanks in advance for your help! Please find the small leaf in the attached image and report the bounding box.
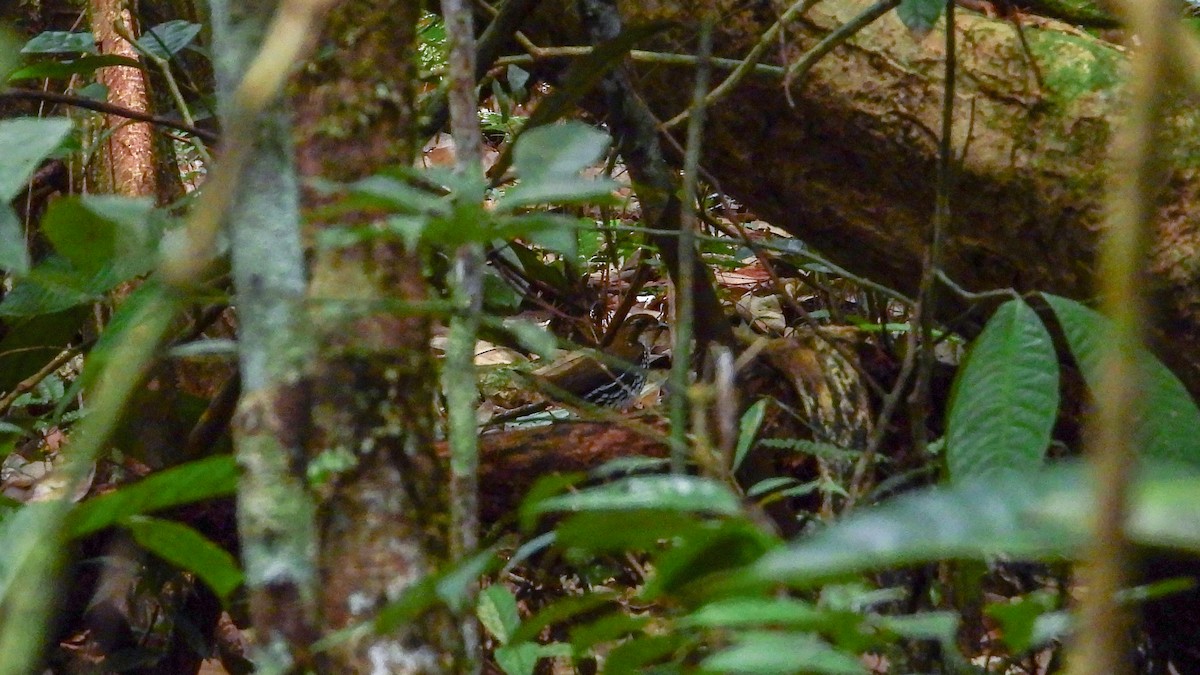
[125,516,243,600]
[733,398,769,472]
[896,0,944,38]
[0,257,129,317]
[494,642,539,675]
[478,584,521,645]
[0,205,29,275]
[21,31,96,54]
[0,117,73,201]
[945,298,1059,481]
[66,456,238,538]
[531,475,742,517]
[137,21,201,59]
[1043,293,1200,466]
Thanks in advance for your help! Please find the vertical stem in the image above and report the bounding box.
[1069,2,1173,673]
[669,16,713,473]
[440,0,483,670]
[909,0,955,458]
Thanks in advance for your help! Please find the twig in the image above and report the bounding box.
[0,89,218,143]
[784,0,902,102]
[0,346,84,417]
[662,0,819,130]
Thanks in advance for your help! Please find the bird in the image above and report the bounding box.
[527,314,663,409]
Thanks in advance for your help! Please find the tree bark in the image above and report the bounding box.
[521,0,1200,394]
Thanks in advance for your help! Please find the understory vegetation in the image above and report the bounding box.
[1,0,1199,673]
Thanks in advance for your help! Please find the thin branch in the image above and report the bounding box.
[0,88,218,143]
[784,0,902,101]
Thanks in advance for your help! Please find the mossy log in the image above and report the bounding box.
[521,0,1200,395]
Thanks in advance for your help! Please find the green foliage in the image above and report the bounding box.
[125,516,242,600]
[20,30,96,54]
[136,21,202,60]
[1043,293,1200,466]
[896,0,943,38]
[945,298,1059,481]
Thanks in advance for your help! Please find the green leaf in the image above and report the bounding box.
[531,475,742,517]
[0,205,28,276]
[512,121,611,181]
[603,633,687,673]
[0,502,62,607]
[21,31,96,54]
[41,195,160,274]
[0,117,73,201]
[478,584,522,645]
[125,516,242,600]
[7,54,140,81]
[755,463,1200,587]
[945,298,1059,481]
[1042,293,1200,466]
[137,21,201,59]
[896,0,944,38]
[733,399,769,472]
[499,177,619,212]
[65,456,238,538]
[0,256,129,317]
[494,642,539,675]
[752,470,1083,586]
[701,631,865,675]
[349,175,449,216]
[985,592,1057,653]
[682,597,831,629]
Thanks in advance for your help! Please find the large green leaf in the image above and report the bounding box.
[1042,294,1200,466]
[0,256,131,317]
[946,298,1059,481]
[65,455,238,538]
[41,195,161,274]
[753,463,1200,586]
[0,117,72,201]
[21,31,96,54]
[0,204,28,276]
[0,502,62,608]
[125,516,242,600]
[7,54,140,81]
[136,21,202,59]
[531,475,742,517]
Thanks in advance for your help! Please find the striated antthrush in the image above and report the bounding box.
[529,314,663,408]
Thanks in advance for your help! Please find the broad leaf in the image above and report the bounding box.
[946,298,1059,481]
[1043,294,1200,466]
[21,31,96,54]
[0,117,73,201]
[478,584,522,645]
[137,21,202,59]
[41,195,161,274]
[511,122,608,177]
[7,54,140,81]
[66,455,238,538]
[0,257,129,317]
[753,463,1200,586]
[0,205,28,275]
[125,516,242,600]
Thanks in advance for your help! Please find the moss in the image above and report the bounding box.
[1028,31,1124,105]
